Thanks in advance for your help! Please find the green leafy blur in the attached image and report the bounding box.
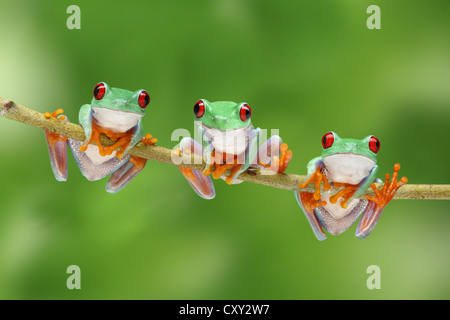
[0,0,448,299]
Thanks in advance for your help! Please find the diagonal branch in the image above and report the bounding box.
[1,97,449,200]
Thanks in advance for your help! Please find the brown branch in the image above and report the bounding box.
[1,97,449,200]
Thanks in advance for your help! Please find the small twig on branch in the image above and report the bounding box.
[1,97,449,200]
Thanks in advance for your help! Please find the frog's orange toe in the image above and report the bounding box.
[329,183,359,208]
[172,148,182,157]
[44,109,65,120]
[180,166,196,181]
[279,148,293,173]
[141,133,158,145]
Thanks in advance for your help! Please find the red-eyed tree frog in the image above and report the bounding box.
[173,99,293,199]
[44,82,157,193]
[294,132,407,240]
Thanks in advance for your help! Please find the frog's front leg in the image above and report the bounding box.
[355,163,407,238]
[105,133,157,194]
[78,104,93,147]
[256,135,293,173]
[174,137,215,199]
[297,159,332,201]
[44,109,69,181]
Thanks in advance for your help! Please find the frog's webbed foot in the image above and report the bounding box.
[202,149,216,177]
[105,156,145,194]
[275,143,293,173]
[223,164,243,185]
[259,143,293,173]
[355,163,408,238]
[140,133,158,146]
[105,133,157,194]
[329,182,359,209]
[365,163,408,208]
[257,136,293,173]
[175,138,215,199]
[298,167,332,201]
[44,109,69,181]
[205,152,242,186]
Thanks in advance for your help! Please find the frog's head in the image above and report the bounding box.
[320,132,380,185]
[193,99,252,131]
[90,82,150,117]
[321,131,380,161]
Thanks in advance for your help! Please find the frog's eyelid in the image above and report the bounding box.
[128,89,145,101]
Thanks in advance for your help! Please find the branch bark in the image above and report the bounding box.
[1,97,449,200]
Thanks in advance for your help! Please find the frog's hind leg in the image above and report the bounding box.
[105,134,157,193]
[174,137,215,199]
[44,109,69,181]
[294,191,327,241]
[68,139,131,181]
[105,156,147,194]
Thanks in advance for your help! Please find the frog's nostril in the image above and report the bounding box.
[344,143,357,151]
[214,116,228,123]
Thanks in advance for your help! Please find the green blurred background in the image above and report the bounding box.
[0,0,448,299]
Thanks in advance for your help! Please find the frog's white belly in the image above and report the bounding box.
[323,153,375,185]
[83,144,117,165]
[92,107,142,132]
[204,127,250,155]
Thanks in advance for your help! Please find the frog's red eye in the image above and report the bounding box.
[322,132,334,149]
[194,100,205,118]
[93,82,106,100]
[239,103,252,121]
[369,136,380,153]
[138,91,150,108]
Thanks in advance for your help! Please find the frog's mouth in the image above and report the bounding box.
[323,153,375,185]
[92,107,143,133]
[199,123,253,155]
